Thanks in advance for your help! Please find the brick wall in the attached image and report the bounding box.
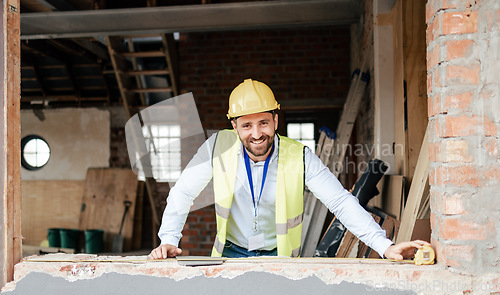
[179,27,351,130]
[177,26,351,255]
[426,0,500,273]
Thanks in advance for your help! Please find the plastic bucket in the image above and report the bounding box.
[47,228,62,248]
[60,229,80,250]
[84,229,104,254]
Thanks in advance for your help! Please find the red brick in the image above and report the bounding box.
[445,165,480,186]
[444,139,473,162]
[441,218,491,240]
[443,244,475,261]
[443,115,475,137]
[442,12,478,35]
[443,193,466,215]
[442,115,497,138]
[443,91,473,113]
[426,0,437,24]
[446,39,474,60]
[427,44,441,71]
[428,94,442,117]
[428,141,443,162]
[426,15,441,43]
[445,64,480,86]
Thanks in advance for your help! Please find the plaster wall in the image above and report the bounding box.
[20,108,110,181]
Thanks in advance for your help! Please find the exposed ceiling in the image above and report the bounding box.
[19,0,361,113]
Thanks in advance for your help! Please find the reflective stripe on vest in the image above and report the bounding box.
[211,129,304,257]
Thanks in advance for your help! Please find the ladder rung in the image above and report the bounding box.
[121,51,165,58]
[126,69,169,76]
[128,87,172,93]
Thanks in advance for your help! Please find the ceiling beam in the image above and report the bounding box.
[21,0,359,40]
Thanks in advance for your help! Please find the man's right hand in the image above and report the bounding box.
[148,244,182,259]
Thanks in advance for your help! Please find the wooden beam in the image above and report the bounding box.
[403,0,428,185]
[396,126,429,244]
[392,0,407,177]
[0,0,21,287]
[21,0,359,40]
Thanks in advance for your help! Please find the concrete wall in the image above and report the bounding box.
[21,108,110,181]
[426,0,500,274]
[2,255,499,294]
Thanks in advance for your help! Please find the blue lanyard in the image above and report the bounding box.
[243,144,274,220]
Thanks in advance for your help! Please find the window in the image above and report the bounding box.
[21,135,51,170]
[287,123,316,151]
[142,124,181,182]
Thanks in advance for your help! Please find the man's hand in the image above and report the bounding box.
[148,244,182,260]
[383,240,431,260]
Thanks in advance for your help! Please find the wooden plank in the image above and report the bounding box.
[392,0,407,177]
[21,181,85,246]
[128,87,172,94]
[396,127,430,244]
[403,0,428,185]
[79,168,139,252]
[0,0,21,287]
[126,69,169,76]
[121,50,165,58]
[336,230,357,258]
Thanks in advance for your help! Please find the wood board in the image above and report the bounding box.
[396,127,429,244]
[21,180,85,246]
[79,168,138,252]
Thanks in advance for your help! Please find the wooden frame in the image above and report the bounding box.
[0,0,21,287]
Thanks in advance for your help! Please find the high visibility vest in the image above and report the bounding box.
[211,129,305,257]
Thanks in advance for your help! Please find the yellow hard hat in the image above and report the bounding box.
[226,79,280,119]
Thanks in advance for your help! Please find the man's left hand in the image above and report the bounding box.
[383,240,431,260]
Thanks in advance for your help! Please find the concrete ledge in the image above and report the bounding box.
[2,254,499,294]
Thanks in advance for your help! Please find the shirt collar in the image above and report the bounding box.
[237,134,280,163]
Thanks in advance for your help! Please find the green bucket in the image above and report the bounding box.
[84,229,104,254]
[47,228,62,248]
[60,229,80,251]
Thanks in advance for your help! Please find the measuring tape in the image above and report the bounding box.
[413,245,435,265]
[23,245,435,265]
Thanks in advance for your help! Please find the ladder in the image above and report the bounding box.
[106,33,179,117]
[106,33,180,246]
[300,68,370,257]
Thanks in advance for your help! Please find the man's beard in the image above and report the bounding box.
[243,134,274,159]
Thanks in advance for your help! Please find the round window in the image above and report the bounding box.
[21,135,51,170]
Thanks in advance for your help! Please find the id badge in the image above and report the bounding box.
[247,233,265,251]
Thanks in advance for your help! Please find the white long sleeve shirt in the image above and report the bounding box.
[158,133,394,257]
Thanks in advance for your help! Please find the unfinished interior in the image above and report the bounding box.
[0,0,499,294]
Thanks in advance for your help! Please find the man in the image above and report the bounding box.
[150,79,429,259]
